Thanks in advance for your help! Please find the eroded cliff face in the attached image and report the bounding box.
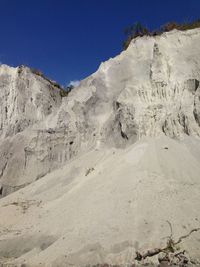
[73,29,200,143]
[54,27,200,150]
[0,65,62,138]
[0,65,65,196]
[1,29,200,197]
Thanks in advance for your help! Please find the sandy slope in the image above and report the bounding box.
[0,136,200,266]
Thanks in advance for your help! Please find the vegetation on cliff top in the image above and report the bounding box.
[20,66,73,97]
[123,19,200,50]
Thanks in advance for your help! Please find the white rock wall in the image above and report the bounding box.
[1,28,200,196]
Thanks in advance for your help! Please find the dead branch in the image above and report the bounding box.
[166,220,173,239]
[135,225,200,262]
[174,227,200,245]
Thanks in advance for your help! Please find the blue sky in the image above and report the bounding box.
[0,0,200,86]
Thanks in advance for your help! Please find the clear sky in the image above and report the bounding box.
[0,0,200,86]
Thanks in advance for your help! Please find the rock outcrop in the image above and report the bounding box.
[0,28,200,266]
[0,65,62,138]
[0,65,65,196]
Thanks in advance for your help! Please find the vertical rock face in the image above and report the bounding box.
[0,65,62,137]
[56,28,200,149]
[0,65,64,196]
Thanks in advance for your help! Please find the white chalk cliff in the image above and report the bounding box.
[0,28,200,266]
